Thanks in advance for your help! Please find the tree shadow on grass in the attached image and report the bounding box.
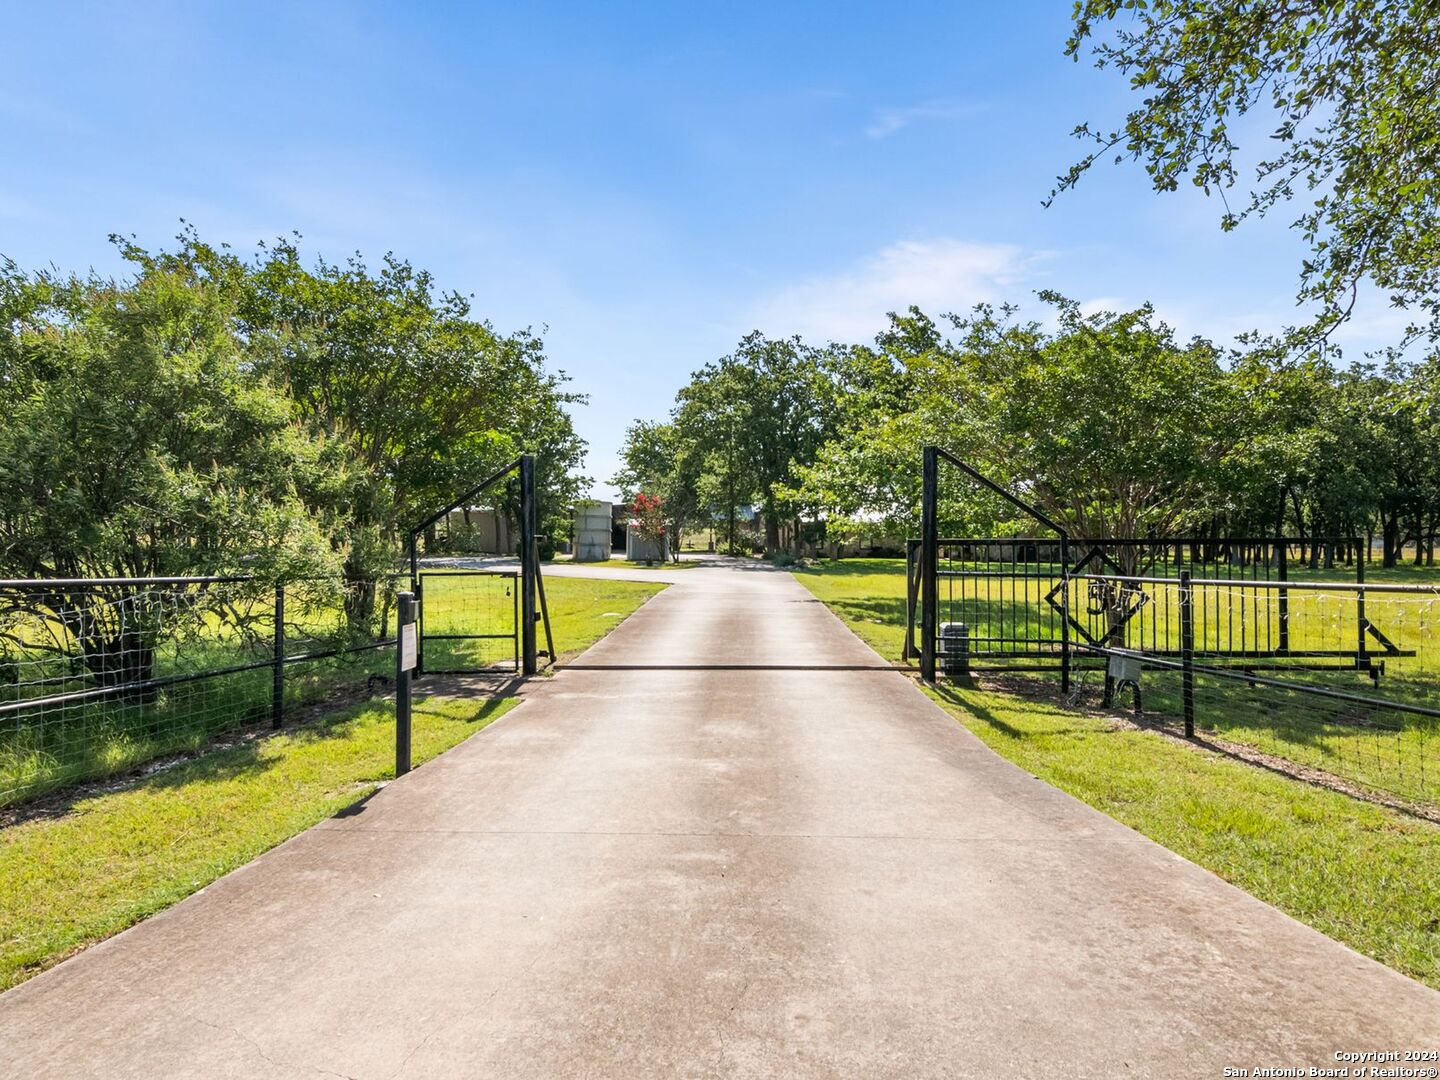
[932,683,1108,741]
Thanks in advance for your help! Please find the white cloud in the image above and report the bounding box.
[864,99,982,139]
[750,238,1034,343]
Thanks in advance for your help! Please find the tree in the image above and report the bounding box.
[630,492,668,563]
[790,297,1244,554]
[725,334,839,552]
[1058,0,1440,346]
[0,255,336,683]
[665,334,838,555]
[232,237,587,573]
[612,421,703,561]
[120,230,587,581]
[0,258,334,584]
[672,361,757,555]
[2,227,590,636]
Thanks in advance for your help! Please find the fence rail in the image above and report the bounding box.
[0,570,518,808]
[909,529,1440,809]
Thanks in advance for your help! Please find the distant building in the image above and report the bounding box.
[573,502,613,562]
[438,507,513,554]
[625,524,670,563]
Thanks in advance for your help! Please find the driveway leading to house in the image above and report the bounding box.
[1,559,1436,1078]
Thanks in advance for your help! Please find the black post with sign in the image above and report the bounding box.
[519,453,539,675]
[395,591,417,777]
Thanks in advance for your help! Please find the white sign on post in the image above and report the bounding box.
[400,622,417,672]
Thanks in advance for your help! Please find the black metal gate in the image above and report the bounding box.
[910,445,1401,686]
[407,452,550,676]
[905,534,1373,675]
[416,570,519,674]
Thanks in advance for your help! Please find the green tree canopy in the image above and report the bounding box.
[0,255,334,583]
[1058,0,1440,346]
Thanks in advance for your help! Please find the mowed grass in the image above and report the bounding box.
[793,558,1440,988]
[0,574,664,991]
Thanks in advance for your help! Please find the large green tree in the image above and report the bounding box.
[0,254,338,684]
[1058,0,1440,346]
[0,257,334,584]
[665,333,838,553]
[122,231,588,578]
[792,297,1246,552]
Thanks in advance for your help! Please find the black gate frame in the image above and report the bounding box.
[914,444,1401,688]
[918,446,1072,689]
[414,569,520,674]
[407,453,552,677]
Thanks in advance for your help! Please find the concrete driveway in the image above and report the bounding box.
[1,561,1436,1078]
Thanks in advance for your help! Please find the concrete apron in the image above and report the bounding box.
[1,562,1437,1078]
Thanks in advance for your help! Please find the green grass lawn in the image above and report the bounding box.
[418,573,666,669]
[794,559,1440,989]
[0,574,663,991]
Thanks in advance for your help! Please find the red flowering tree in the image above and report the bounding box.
[632,492,668,562]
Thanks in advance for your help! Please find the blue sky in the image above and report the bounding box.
[1,2,1406,498]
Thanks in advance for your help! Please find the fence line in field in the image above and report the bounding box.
[912,537,1440,809]
[2,568,518,808]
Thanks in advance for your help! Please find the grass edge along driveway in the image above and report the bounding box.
[0,577,665,992]
[792,561,1440,990]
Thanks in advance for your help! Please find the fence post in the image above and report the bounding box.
[272,584,285,729]
[1356,545,1369,673]
[395,591,417,776]
[920,446,939,684]
[414,573,425,678]
[1180,569,1195,738]
[519,453,539,676]
[1059,534,1072,695]
[1276,537,1290,654]
[903,540,916,663]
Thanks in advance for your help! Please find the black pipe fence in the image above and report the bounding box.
[0,569,519,808]
[1064,572,1440,807]
[910,448,1440,808]
[911,548,1440,806]
[905,535,1366,672]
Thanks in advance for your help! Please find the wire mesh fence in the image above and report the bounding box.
[417,570,519,673]
[903,535,1364,671]
[0,574,436,808]
[1057,574,1440,809]
[910,533,1440,810]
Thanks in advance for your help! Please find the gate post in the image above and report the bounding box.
[519,453,539,675]
[920,446,939,684]
[1180,570,1195,738]
[1276,535,1289,654]
[1059,535,1071,695]
[272,583,285,729]
[395,591,417,776]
